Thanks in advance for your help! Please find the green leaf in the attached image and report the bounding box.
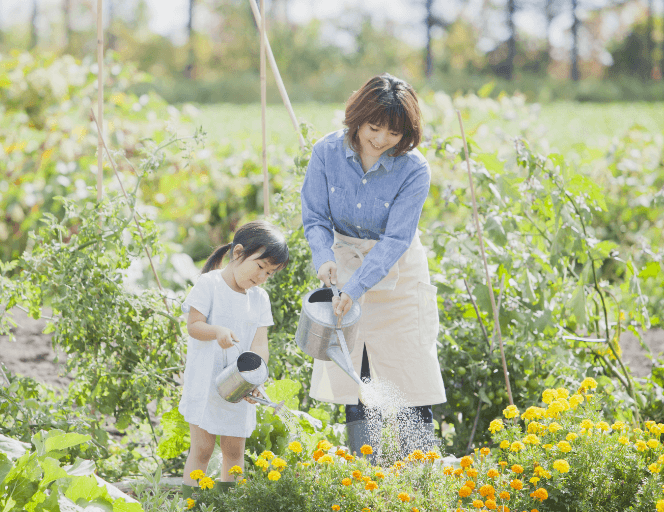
[33,430,91,457]
[476,153,502,173]
[478,388,492,405]
[265,379,301,410]
[63,458,96,477]
[638,261,661,279]
[307,408,331,428]
[0,435,30,460]
[567,174,607,211]
[590,240,618,260]
[485,215,507,246]
[39,457,68,488]
[569,284,587,326]
[157,408,190,459]
[477,81,495,98]
[0,453,12,486]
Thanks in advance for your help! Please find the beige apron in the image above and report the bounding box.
[309,231,447,407]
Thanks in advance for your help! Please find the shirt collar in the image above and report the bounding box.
[344,141,396,173]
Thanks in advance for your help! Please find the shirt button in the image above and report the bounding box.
[357,226,361,229]
[362,179,367,184]
[384,202,389,208]
[357,203,361,208]
[331,187,335,192]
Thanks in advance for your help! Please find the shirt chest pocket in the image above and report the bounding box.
[371,197,393,233]
[329,185,347,221]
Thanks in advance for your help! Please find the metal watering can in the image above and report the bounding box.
[215,350,284,412]
[295,286,363,387]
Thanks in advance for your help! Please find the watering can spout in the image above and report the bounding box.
[326,345,362,387]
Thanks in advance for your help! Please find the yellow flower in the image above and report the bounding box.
[239,478,247,485]
[534,466,551,478]
[410,449,425,460]
[288,441,303,453]
[542,389,556,404]
[580,377,597,390]
[332,506,340,511]
[365,480,378,491]
[466,468,479,478]
[511,464,524,474]
[352,470,363,479]
[487,469,499,478]
[479,484,495,496]
[530,487,548,502]
[341,477,352,486]
[657,499,664,512]
[499,461,508,468]
[313,449,325,461]
[459,486,473,498]
[556,388,569,399]
[647,439,660,449]
[521,406,545,421]
[460,455,474,468]
[361,509,371,512]
[500,440,510,450]
[580,419,594,430]
[596,421,610,432]
[228,465,243,475]
[318,454,334,465]
[489,419,504,433]
[510,441,525,452]
[648,463,661,474]
[398,492,411,502]
[530,476,540,485]
[569,394,584,408]
[189,470,205,480]
[499,491,510,500]
[618,436,629,445]
[412,509,420,512]
[335,448,347,456]
[509,479,523,490]
[255,458,269,470]
[272,457,287,469]
[443,466,454,475]
[186,498,195,509]
[485,498,497,510]
[472,499,484,509]
[260,450,275,460]
[548,422,563,433]
[566,433,578,441]
[503,405,519,419]
[523,434,540,445]
[345,454,355,461]
[268,470,281,481]
[426,450,441,461]
[611,421,626,431]
[552,459,570,473]
[198,477,214,490]
[480,447,491,456]
[465,480,476,490]
[557,441,572,453]
[375,471,385,479]
[635,440,647,452]
[542,443,553,450]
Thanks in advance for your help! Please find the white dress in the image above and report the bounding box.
[178,270,274,437]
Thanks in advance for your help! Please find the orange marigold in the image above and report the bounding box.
[479,484,495,496]
[466,468,479,478]
[465,480,476,490]
[487,469,500,478]
[398,492,411,502]
[361,444,373,455]
[313,449,325,461]
[472,499,484,509]
[352,470,362,479]
[499,491,510,500]
[331,506,340,511]
[480,447,491,456]
[459,486,473,498]
[460,455,474,468]
[341,478,352,486]
[443,466,454,475]
[511,464,524,474]
[510,479,523,490]
[365,480,378,491]
[530,488,549,502]
[485,498,497,510]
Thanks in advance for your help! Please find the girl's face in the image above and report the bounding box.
[357,122,403,158]
[224,245,280,293]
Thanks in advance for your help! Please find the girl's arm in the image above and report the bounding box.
[187,307,238,349]
[249,326,269,363]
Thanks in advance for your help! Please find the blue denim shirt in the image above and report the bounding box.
[301,129,430,301]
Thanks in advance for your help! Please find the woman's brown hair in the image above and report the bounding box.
[344,73,422,157]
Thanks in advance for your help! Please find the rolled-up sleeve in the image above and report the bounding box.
[301,146,336,272]
[342,164,430,301]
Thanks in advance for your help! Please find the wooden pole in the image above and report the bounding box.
[457,110,514,406]
[248,0,305,152]
[260,0,269,216]
[96,0,104,202]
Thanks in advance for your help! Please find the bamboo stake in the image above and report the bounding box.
[248,0,305,152]
[457,110,514,406]
[96,0,104,201]
[260,0,269,216]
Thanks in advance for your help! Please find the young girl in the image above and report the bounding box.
[179,220,289,498]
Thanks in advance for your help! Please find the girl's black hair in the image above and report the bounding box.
[201,220,289,274]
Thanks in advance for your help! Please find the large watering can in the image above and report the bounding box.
[295,286,363,387]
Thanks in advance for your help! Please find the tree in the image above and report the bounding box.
[184,0,195,78]
[571,0,579,80]
[30,0,38,49]
[424,0,448,78]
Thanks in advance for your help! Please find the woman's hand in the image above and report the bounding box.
[317,261,338,287]
[332,292,353,318]
[214,325,239,349]
[243,388,260,404]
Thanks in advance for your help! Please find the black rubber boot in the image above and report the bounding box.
[181,483,197,507]
[399,421,438,459]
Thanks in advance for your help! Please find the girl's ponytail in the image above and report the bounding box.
[201,243,233,274]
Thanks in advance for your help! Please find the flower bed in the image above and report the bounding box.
[185,378,664,512]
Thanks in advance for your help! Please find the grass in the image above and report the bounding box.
[192,101,664,156]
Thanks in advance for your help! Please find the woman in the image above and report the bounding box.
[301,73,446,458]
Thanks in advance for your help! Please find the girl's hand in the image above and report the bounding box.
[243,388,260,404]
[332,292,353,318]
[317,261,338,287]
[214,326,239,349]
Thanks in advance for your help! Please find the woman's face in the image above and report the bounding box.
[357,122,403,158]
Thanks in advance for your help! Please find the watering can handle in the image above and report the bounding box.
[330,284,343,329]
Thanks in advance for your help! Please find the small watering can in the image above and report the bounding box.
[215,351,284,412]
[295,286,363,386]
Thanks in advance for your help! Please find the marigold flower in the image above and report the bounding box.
[332,506,340,511]
[361,509,371,512]
[659,454,664,464]
[318,455,334,465]
[580,377,597,390]
[255,458,269,470]
[500,440,510,450]
[499,461,508,468]
[260,450,275,460]
[453,468,464,476]
[534,466,551,478]
[648,463,661,474]
[485,498,497,510]
[239,479,247,485]
[288,441,303,453]
[521,406,545,421]
[268,470,281,481]
[530,477,540,485]
[546,400,567,417]
[466,468,479,478]
[480,447,491,457]
[228,465,243,475]
[580,419,594,430]
[596,421,610,432]
[566,432,578,441]
[647,439,660,449]
[557,441,571,453]
[360,444,373,455]
[633,428,644,434]
[412,508,419,512]
[548,422,563,433]
[345,454,355,461]
[523,434,540,445]
[530,488,548,502]
[657,499,664,512]
[443,466,454,475]
[352,470,362,479]
[509,479,523,490]
[198,477,214,490]
[426,450,441,461]
[461,455,474,468]
[569,394,584,408]
[479,484,495,496]
[635,440,647,452]
[459,486,473,498]
[511,464,524,474]
[499,507,510,512]
[552,459,570,473]
[300,462,311,467]
[488,418,504,433]
[503,405,519,419]
[410,449,425,460]
[542,389,556,404]
[335,448,347,456]
[487,469,499,478]
[465,480,476,490]
[189,470,205,480]
[542,443,553,450]
[611,421,626,432]
[186,498,195,509]
[510,441,525,452]
[362,476,371,483]
[317,440,333,451]
[398,492,411,502]
[342,477,352,486]
[365,480,378,491]
[499,491,510,500]
[472,499,484,509]
[313,449,325,461]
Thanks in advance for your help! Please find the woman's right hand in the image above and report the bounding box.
[214,326,239,349]
[317,261,338,287]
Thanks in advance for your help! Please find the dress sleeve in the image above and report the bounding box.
[258,289,274,328]
[342,163,430,301]
[181,273,214,318]
[301,144,336,272]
